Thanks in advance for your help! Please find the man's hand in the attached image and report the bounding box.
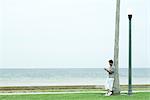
[104,68,111,73]
[104,68,108,71]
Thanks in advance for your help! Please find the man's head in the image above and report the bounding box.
[108,60,113,66]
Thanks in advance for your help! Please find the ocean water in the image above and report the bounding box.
[0,68,149,86]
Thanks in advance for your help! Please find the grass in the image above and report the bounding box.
[0,92,149,100]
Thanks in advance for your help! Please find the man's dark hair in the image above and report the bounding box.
[109,60,113,64]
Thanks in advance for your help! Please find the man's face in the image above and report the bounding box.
[109,62,113,66]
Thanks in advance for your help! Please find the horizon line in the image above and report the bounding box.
[0,67,149,69]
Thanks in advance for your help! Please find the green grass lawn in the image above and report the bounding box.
[0,92,149,100]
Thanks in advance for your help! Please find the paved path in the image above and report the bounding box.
[0,91,101,95]
[0,91,149,95]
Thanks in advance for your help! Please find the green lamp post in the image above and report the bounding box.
[128,13,132,95]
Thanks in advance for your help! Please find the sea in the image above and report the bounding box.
[0,68,149,86]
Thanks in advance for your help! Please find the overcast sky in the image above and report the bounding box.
[0,0,149,68]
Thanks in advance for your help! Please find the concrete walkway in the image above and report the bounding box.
[0,91,149,95]
[0,91,101,95]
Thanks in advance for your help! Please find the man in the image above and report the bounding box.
[104,60,115,96]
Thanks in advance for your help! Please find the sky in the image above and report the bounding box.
[0,0,149,68]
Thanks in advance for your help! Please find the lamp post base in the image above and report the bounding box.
[128,90,132,95]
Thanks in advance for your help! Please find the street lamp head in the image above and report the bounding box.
[128,14,132,20]
[128,8,133,20]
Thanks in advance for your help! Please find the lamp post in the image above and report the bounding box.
[128,13,132,95]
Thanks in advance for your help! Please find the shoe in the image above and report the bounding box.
[107,92,112,96]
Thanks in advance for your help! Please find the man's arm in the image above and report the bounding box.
[104,68,111,73]
[104,68,114,74]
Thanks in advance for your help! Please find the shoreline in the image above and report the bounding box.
[0,84,149,93]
